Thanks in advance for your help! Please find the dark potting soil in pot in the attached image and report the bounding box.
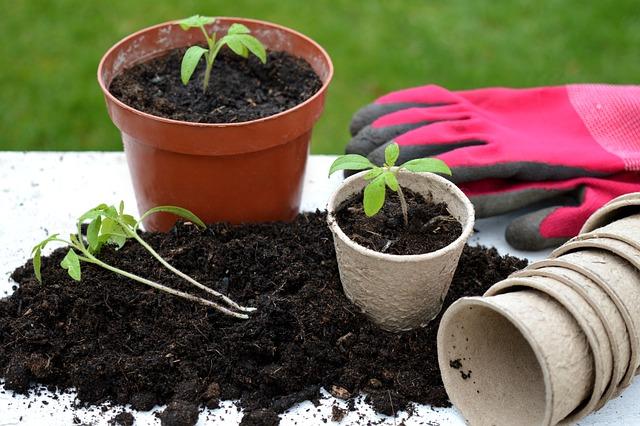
[335,188,463,255]
[0,212,525,424]
[109,47,322,123]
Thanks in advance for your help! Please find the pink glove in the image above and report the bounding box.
[460,173,640,250]
[348,84,640,183]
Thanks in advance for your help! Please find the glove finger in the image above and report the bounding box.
[505,182,614,250]
[505,207,571,250]
[370,103,470,127]
[347,108,473,157]
[462,179,577,218]
[377,84,464,105]
[347,123,427,156]
[350,102,437,136]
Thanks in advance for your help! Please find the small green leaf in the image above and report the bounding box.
[32,233,60,254]
[364,167,383,180]
[329,154,376,176]
[181,46,208,85]
[385,143,400,167]
[223,36,249,58]
[120,214,137,228]
[384,172,399,191]
[119,201,125,215]
[227,23,251,34]
[179,15,216,30]
[33,247,42,282]
[110,234,127,249]
[100,218,129,249]
[363,175,386,217]
[60,249,81,281]
[138,206,206,230]
[401,158,452,175]
[237,35,267,63]
[78,204,109,222]
[87,216,102,252]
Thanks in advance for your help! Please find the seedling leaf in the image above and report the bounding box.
[87,216,102,252]
[385,143,400,167]
[223,36,249,58]
[179,15,215,30]
[181,46,208,85]
[363,175,386,217]
[384,172,399,191]
[100,217,129,249]
[237,35,267,63]
[329,154,376,176]
[227,23,251,34]
[60,249,81,281]
[78,204,111,222]
[138,206,206,230]
[120,214,137,227]
[33,247,42,282]
[364,167,383,180]
[32,233,60,254]
[401,158,452,175]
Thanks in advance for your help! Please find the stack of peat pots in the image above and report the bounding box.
[437,193,640,425]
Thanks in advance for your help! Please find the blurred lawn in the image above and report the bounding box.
[1,0,639,154]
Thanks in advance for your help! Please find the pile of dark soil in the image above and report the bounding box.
[109,47,322,123]
[335,188,463,255]
[0,212,525,424]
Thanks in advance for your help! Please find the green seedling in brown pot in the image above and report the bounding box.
[178,15,267,91]
[32,202,255,319]
[329,142,452,226]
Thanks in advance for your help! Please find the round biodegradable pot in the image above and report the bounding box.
[515,263,630,404]
[550,244,640,385]
[98,18,333,231]
[581,214,640,252]
[326,170,474,332]
[438,290,594,426]
[485,276,609,421]
[581,192,640,234]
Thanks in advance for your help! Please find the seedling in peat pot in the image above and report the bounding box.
[329,143,452,226]
[32,202,255,319]
[179,15,267,91]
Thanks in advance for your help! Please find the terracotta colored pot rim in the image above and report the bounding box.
[97,17,334,128]
[327,171,475,262]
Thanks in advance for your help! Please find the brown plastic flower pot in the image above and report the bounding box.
[98,18,333,231]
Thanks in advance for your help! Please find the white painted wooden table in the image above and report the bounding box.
[0,153,638,425]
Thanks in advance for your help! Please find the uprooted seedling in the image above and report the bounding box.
[329,142,452,226]
[32,202,255,319]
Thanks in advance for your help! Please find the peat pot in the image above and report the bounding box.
[98,18,333,231]
[326,170,475,332]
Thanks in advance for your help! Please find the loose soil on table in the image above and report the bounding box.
[109,47,322,123]
[0,212,525,425]
[335,188,463,255]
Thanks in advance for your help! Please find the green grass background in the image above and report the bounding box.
[1,1,639,154]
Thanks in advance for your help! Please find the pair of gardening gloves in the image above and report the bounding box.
[347,84,640,250]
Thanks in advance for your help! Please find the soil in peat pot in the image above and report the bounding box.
[335,188,463,255]
[109,47,322,123]
[0,212,526,425]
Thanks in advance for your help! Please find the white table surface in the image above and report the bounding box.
[0,152,638,425]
